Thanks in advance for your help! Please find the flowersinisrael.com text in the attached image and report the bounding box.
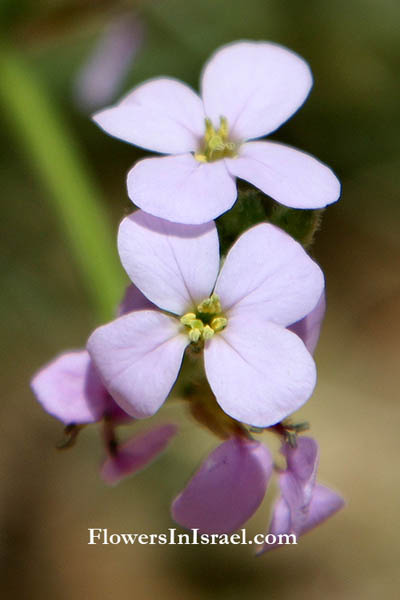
[88,528,297,547]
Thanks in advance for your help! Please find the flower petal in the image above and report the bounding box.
[172,437,272,534]
[279,437,320,534]
[31,351,107,424]
[288,292,326,354]
[87,311,188,418]
[101,424,178,485]
[301,484,345,535]
[201,41,312,141]
[74,13,144,110]
[260,496,292,550]
[93,78,204,153]
[282,437,319,488]
[117,283,155,316]
[127,154,237,224]
[204,316,316,427]
[257,484,345,554]
[118,210,219,314]
[214,223,324,327]
[226,141,341,209]
[105,399,133,425]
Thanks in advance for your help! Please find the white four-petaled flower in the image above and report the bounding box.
[87,210,324,427]
[93,40,341,224]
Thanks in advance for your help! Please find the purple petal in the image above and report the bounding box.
[87,311,188,418]
[279,437,319,533]
[93,78,204,154]
[117,283,155,316]
[288,292,326,355]
[301,484,345,534]
[172,437,272,534]
[204,315,317,427]
[283,437,319,485]
[214,223,324,327]
[118,210,219,314]
[261,496,292,549]
[31,351,107,425]
[226,141,341,209]
[74,13,145,110]
[258,484,344,554]
[101,424,178,485]
[127,154,237,224]
[201,41,312,141]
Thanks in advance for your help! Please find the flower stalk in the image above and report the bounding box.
[0,43,124,321]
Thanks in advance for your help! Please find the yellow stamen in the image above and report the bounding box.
[197,293,222,315]
[202,325,215,340]
[180,293,228,343]
[195,116,238,163]
[210,317,227,333]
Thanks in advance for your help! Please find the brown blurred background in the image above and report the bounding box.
[1,0,400,598]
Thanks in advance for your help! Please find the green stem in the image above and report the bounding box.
[269,204,324,248]
[0,43,125,321]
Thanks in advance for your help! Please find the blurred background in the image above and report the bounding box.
[1,0,400,597]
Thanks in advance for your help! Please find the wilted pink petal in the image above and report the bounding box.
[172,437,273,534]
[104,395,132,425]
[258,484,344,554]
[87,310,188,418]
[204,316,316,427]
[201,41,312,140]
[288,292,326,354]
[301,484,345,534]
[101,424,178,485]
[226,141,341,210]
[31,351,107,424]
[215,223,324,327]
[127,154,236,224]
[31,350,132,426]
[279,437,319,532]
[282,437,319,485]
[93,78,204,154]
[258,437,344,554]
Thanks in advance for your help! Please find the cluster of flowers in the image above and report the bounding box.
[31,41,344,553]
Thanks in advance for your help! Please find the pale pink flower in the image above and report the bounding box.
[87,211,324,427]
[93,40,341,224]
[31,285,177,483]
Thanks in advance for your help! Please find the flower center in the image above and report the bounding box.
[195,117,238,163]
[180,293,228,343]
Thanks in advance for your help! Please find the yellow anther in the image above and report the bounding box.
[180,312,197,326]
[190,319,205,330]
[189,328,202,343]
[195,116,238,163]
[181,294,228,343]
[210,317,227,332]
[202,325,215,340]
[197,293,222,315]
[204,118,216,140]
[219,116,229,138]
